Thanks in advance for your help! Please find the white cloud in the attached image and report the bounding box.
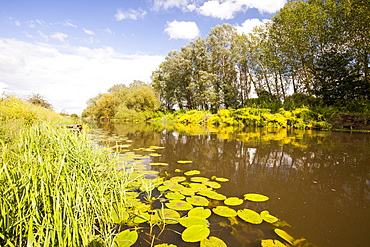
[165,21,200,40]
[0,38,164,114]
[64,21,77,28]
[50,32,68,42]
[198,0,243,19]
[152,0,191,11]
[104,28,113,34]
[114,9,147,21]
[83,28,95,35]
[243,0,287,13]
[37,30,48,39]
[235,18,269,35]
[15,20,21,26]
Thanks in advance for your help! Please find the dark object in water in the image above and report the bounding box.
[65,124,83,133]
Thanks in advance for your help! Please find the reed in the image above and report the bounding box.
[0,123,133,246]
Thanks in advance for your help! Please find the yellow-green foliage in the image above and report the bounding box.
[0,95,65,143]
[160,107,330,130]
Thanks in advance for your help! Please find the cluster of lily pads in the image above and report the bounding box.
[88,129,313,247]
[111,165,308,246]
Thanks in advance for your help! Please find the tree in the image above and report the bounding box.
[27,93,53,109]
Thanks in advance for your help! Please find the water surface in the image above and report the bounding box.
[96,122,370,247]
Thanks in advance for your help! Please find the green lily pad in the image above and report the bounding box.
[198,190,227,200]
[180,188,199,196]
[189,183,208,190]
[200,236,227,247]
[179,216,209,228]
[190,177,210,182]
[149,153,162,157]
[150,146,165,149]
[155,208,181,224]
[170,176,187,183]
[158,185,169,191]
[212,206,237,218]
[188,207,212,218]
[274,229,294,245]
[243,193,269,202]
[182,225,210,242]
[114,229,138,247]
[237,209,263,224]
[224,197,243,206]
[165,200,193,211]
[261,239,286,247]
[154,244,177,247]
[260,210,279,223]
[177,160,193,164]
[149,162,169,166]
[166,183,185,192]
[184,170,201,176]
[174,169,182,172]
[202,181,221,189]
[132,212,150,224]
[186,196,209,206]
[165,192,185,200]
[214,177,229,182]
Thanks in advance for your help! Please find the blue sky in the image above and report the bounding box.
[0,0,286,114]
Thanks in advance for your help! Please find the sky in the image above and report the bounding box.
[0,0,287,114]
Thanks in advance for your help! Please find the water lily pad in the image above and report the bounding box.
[224,197,243,206]
[186,195,209,206]
[179,216,209,228]
[165,192,185,200]
[189,183,208,190]
[133,212,150,224]
[261,239,286,247]
[188,207,212,218]
[170,176,187,183]
[149,162,169,166]
[184,170,201,176]
[174,169,182,172]
[180,188,199,196]
[237,209,263,224]
[182,225,210,242]
[202,181,221,189]
[154,244,177,247]
[190,177,210,182]
[200,236,227,247]
[260,210,279,223]
[214,177,229,182]
[114,229,138,247]
[212,206,237,218]
[150,146,165,149]
[149,153,162,157]
[166,183,185,192]
[177,160,193,164]
[198,190,227,200]
[158,185,169,191]
[244,193,269,202]
[155,208,181,224]
[274,229,294,245]
[166,200,193,211]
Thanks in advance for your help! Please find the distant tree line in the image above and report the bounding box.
[82,80,160,120]
[151,0,369,112]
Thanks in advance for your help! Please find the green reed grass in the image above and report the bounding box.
[0,123,136,246]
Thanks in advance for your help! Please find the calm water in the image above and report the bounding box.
[95,122,370,247]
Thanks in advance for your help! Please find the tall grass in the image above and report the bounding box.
[0,96,137,246]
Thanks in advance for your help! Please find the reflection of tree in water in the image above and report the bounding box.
[106,122,370,247]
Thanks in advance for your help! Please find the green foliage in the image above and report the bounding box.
[27,93,53,109]
[82,81,161,121]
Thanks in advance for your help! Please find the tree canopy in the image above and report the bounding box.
[152,0,369,112]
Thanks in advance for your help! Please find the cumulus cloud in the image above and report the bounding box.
[152,0,192,11]
[198,0,243,19]
[114,8,147,20]
[0,38,164,114]
[158,0,287,19]
[50,32,68,42]
[164,20,200,40]
[235,18,269,35]
[83,28,95,35]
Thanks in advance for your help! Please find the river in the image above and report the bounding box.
[92,122,370,247]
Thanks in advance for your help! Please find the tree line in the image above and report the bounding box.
[151,0,369,112]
